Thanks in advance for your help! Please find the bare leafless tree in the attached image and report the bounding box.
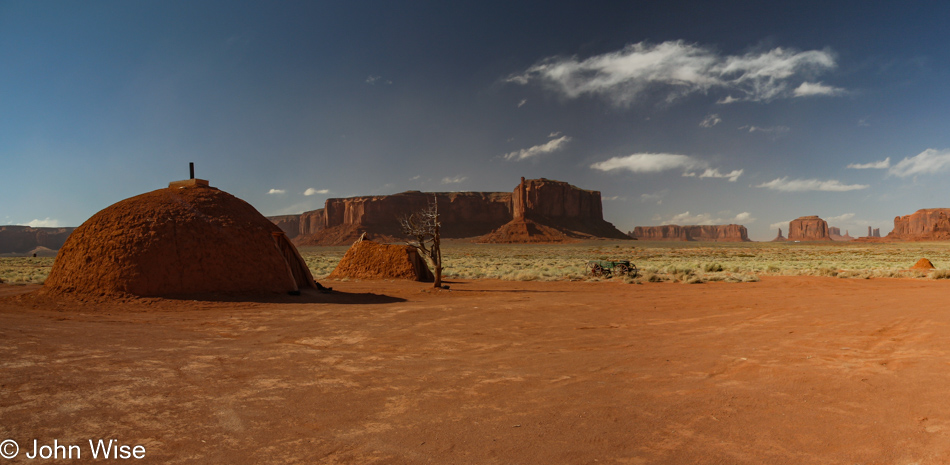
[400,197,443,288]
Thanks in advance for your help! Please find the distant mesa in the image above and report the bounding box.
[883,208,950,241]
[628,224,750,242]
[828,226,854,242]
[44,177,321,297]
[270,177,629,246]
[0,225,75,256]
[788,216,831,241]
[771,228,787,242]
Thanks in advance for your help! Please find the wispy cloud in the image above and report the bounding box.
[504,135,572,161]
[441,176,467,184]
[517,98,527,108]
[365,75,391,85]
[847,158,890,169]
[267,189,286,195]
[793,81,845,97]
[303,188,329,196]
[592,153,703,173]
[640,189,669,205]
[591,153,741,181]
[682,168,744,182]
[770,220,790,231]
[699,114,722,128]
[889,149,950,177]
[660,211,755,225]
[755,177,869,192]
[739,125,790,134]
[22,217,61,227]
[505,40,841,106]
[826,213,855,223]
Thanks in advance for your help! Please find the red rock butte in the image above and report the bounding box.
[886,208,950,241]
[44,179,318,297]
[269,177,630,245]
[628,224,750,242]
[788,216,831,241]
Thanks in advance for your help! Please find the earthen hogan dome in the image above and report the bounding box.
[45,179,317,297]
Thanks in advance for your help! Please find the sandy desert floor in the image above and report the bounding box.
[2,277,950,464]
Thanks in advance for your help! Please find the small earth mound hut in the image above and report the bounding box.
[44,178,320,297]
[911,258,936,270]
[327,238,433,281]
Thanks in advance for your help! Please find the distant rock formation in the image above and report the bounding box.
[788,216,831,241]
[0,226,75,255]
[628,224,750,242]
[873,228,881,237]
[772,228,787,242]
[479,178,629,243]
[829,226,854,242]
[885,208,950,241]
[269,177,629,246]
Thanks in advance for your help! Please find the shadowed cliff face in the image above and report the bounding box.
[0,226,75,255]
[788,216,831,241]
[629,224,750,242]
[887,208,950,241]
[267,178,628,245]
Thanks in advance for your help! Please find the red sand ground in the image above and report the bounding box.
[3,277,950,464]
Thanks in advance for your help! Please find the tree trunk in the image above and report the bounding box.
[432,212,442,288]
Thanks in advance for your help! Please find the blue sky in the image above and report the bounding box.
[4,1,950,240]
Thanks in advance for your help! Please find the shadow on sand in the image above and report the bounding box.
[162,288,406,305]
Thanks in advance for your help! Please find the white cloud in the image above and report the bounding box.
[686,168,744,182]
[793,81,845,97]
[409,175,421,181]
[770,220,790,231]
[592,153,741,181]
[517,98,527,107]
[755,177,869,192]
[640,189,669,205]
[441,176,467,184]
[506,40,841,106]
[504,135,571,161]
[602,195,626,201]
[826,213,855,223]
[303,188,329,196]
[23,218,61,227]
[267,189,286,195]
[660,211,755,225]
[739,125,790,134]
[548,131,561,137]
[591,153,704,173]
[699,114,722,128]
[847,158,890,169]
[365,75,391,85]
[889,149,950,177]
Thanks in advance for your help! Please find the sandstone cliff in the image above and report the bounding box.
[269,178,627,246]
[0,226,75,255]
[788,216,831,241]
[886,208,950,241]
[481,178,629,242]
[628,224,750,242]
